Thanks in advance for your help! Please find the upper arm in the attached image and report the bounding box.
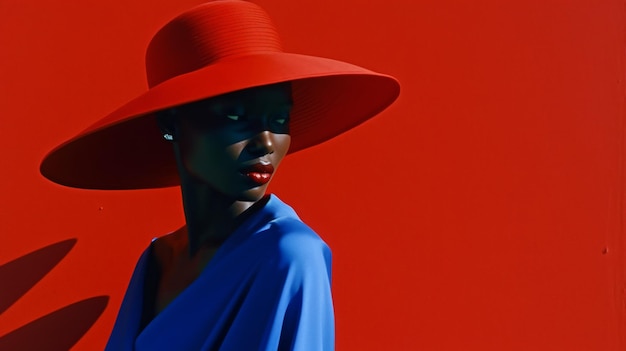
[275,227,334,350]
[219,220,335,351]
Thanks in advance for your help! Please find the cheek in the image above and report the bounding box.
[274,134,291,164]
[181,135,243,176]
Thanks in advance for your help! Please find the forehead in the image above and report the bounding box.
[181,82,293,113]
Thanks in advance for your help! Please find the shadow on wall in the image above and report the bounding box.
[0,239,108,350]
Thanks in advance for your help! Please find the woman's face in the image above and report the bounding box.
[174,83,292,201]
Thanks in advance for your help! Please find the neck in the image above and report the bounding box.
[178,176,256,257]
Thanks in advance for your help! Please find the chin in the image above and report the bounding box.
[236,186,269,203]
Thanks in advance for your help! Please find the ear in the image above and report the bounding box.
[156,109,178,142]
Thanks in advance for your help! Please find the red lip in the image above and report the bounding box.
[239,163,274,185]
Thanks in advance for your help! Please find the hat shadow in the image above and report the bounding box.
[0,296,108,350]
[0,239,109,350]
[0,239,76,314]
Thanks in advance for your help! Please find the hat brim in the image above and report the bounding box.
[40,52,400,189]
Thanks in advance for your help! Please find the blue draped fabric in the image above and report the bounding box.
[105,195,334,350]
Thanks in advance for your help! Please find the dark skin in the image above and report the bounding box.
[149,83,292,317]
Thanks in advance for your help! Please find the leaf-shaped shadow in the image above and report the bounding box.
[0,239,77,315]
[0,296,109,351]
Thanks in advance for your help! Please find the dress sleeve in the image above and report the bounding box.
[215,221,335,351]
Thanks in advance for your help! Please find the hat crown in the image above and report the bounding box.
[146,0,283,87]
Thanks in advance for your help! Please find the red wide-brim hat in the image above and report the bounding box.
[40,0,400,190]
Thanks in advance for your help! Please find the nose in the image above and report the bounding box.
[247,130,275,156]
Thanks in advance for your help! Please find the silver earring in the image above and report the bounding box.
[163,133,174,141]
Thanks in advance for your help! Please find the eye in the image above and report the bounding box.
[272,113,290,125]
[226,114,240,121]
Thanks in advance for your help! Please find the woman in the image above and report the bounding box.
[40,1,399,350]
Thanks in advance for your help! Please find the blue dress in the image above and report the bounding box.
[105,195,334,350]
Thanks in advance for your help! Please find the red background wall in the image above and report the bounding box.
[0,0,624,350]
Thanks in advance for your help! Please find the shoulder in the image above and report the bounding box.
[257,195,331,264]
[260,218,331,275]
[268,217,331,265]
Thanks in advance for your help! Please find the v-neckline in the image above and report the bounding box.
[137,195,275,334]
